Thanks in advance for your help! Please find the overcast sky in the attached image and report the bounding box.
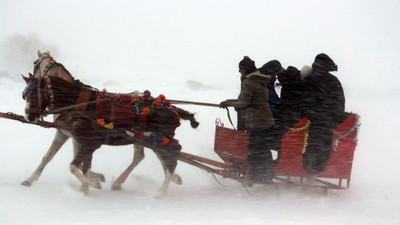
[1,0,400,104]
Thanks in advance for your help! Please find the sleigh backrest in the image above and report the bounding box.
[318,113,360,179]
[275,113,360,179]
[214,124,250,172]
[274,117,310,176]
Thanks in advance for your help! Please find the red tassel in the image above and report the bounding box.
[141,107,151,115]
[114,93,121,99]
[97,118,105,126]
[153,98,161,106]
[131,97,140,103]
[161,137,170,145]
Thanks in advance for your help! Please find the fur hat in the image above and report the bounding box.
[239,56,257,72]
[259,60,282,75]
[300,65,312,79]
[312,53,338,72]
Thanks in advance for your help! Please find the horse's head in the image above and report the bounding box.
[33,50,56,78]
[22,74,49,122]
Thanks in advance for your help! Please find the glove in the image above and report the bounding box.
[219,101,228,108]
[220,99,235,108]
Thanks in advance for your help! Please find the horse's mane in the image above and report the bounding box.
[48,63,96,90]
[47,75,97,96]
[54,62,73,78]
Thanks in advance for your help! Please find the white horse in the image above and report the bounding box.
[22,51,184,195]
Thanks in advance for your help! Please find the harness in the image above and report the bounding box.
[23,77,48,118]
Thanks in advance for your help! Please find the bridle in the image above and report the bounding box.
[23,77,50,120]
[33,55,56,78]
[26,55,57,119]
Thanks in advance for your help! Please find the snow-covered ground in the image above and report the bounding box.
[0,75,399,225]
[1,1,400,224]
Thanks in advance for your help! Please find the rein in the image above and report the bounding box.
[168,99,236,129]
[36,74,44,120]
[168,99,220,107]
[46,98,107,114]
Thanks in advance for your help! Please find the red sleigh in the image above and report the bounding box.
[212,113,360,192]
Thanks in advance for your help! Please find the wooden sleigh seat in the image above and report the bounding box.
[213,113,360,191]
[275,113,360,191]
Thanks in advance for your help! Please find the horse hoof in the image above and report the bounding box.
[21,181,32,187]
[171,174,182,185]
[88,172,106,183]
[93,182,102,189]
[154,190,167,199]
[81,186,89,195]
[111,183,122,191]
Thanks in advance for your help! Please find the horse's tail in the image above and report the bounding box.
[176,107,199,128]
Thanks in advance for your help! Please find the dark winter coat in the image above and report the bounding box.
[301,65,346,174]
[302,68,345,127]
[268,83,280,119]
[227,71,275,130]
[277,66,306,127]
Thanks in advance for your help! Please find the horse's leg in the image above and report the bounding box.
[154,151,173,198]
[155,151,182,186]
[80,153,98,195]
[73,139,106,183]
[21,129,69,186]
[70,145,101,195]
[112,144,145,190]
[154,147,181,198]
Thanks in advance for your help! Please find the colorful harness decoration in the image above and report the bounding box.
[95,90,179,146]
[22,76,55,106]
[44,76,55,105]
[22,82,37,100]
[287,118,310,154]
[42,58,57,76]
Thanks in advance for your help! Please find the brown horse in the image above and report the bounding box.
[23,51,199,193]
[22,66,198,196]
[22,50,107,187]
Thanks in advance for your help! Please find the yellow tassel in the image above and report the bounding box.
[104,122,114,129]
[301,120,310,154]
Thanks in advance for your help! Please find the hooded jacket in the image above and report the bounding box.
[228,71,275,130]
[303,54,345,125]
[301,54,347,174]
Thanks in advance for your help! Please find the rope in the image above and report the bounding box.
[168,99,220,107]
[46,98,108,114]
[167,99,237,129]
[225,108,236,130]
[37,76,43,121]
[211,173,227,187]
[286,119,311,154]
[241,182,253,197]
